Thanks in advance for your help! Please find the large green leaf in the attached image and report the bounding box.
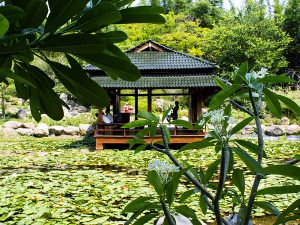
[233,147,262,174]
[49,61,109,107]
[263,88,282,117]
[255,185,300,196]
[235,139,267,158]
[0,6,24,23]
[121,120,150,128]
[165,168,187,206]
[263,165,300,179]
[137,111,159,122]
[277,94,300,116]
[133,213,158,225]
[21,0,48,28]
[0,13,9,37]
[204,158,220,184]
[171,120,194,130]
[74,2,121,32]
[122,196,153,213]
[179,188,199,203]
[214,77,228,89]
[161,125,170,144]
[0,68,35,87]
[45,0,87,33]
[232,169,245,195]
[180,137,215,151]
[254,201,281,216]
[200,194,208,215]
[229,117,254,135]
[95,31,127,43]
[10,0,31,9]
[117,6,166,24]
[275,199,300,225]
[29,89,42,121]
[209,84,240,109]
[74,51,141,81]
[147,170,163,195]
[40,34,107,54]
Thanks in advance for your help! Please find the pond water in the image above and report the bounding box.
[240,135,300,141]
[209,216,300,225]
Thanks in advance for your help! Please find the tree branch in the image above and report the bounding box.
[161,200,176,225]
[159,127,230,225]
[214,145,230,225]
[243,91,264,225]
[230,100,254,116]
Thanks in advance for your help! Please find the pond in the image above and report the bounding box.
[0,137,299,224]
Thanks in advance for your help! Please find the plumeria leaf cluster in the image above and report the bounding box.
[0,0,165,121]
[123,160,202,225]
[123,63,300,225]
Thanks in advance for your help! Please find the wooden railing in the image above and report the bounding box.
[95,123,206,137]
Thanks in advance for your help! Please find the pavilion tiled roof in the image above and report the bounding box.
[85,40,218,88]
[92,74,216,88]
[84,51,217,71]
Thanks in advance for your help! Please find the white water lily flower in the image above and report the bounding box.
[148,160,179,184]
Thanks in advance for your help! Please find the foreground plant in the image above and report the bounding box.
[0,0,165,121]
[122,63,300,225]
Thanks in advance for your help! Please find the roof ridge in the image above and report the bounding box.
[127,39,217,68]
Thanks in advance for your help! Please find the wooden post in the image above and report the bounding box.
[189,88,198,123]
[96,107,103,150]
[135,89,138,120]
[147,89,152,112]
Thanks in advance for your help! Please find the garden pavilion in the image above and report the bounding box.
[84,40,219,149]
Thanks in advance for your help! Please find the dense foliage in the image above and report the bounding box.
[118,0,300,75]
[0,0,165,121]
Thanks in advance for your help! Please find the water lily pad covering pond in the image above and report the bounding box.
[0,137,299,224]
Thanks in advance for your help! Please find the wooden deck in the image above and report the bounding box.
[94,123,205,150]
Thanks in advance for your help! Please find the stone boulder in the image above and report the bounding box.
[60,93,68,103]
[66,100,77,108]
[1,127,17,138]
[286,124,300,135]
[17,128,33,136]
[21,122,35,129]
[16,109,27,119]
[64,126,79,135]
[3,121,22,129]
[33,123,49,137]
[6,107,18,116]
[79,124,94,135]
[63,107,71,118]
[241,125,254,135]
[74,106,89,113]
[49,126,65,135]
[280,117,290,126]
[265,125,284,136]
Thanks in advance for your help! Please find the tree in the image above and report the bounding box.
[201,1,291,73]
[191,0,223,28]
[118,13,208,57]
[0,0,165,121]
[283,0,300,70]
[141,0,193,14]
